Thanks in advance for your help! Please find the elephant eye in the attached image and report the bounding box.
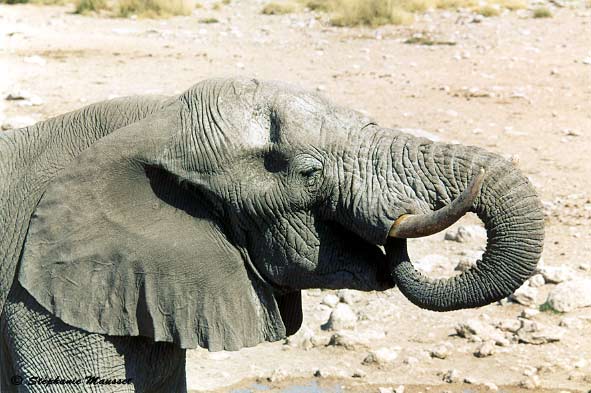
[293,154,323,187]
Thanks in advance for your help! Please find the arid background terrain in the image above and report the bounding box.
[1,0,590,391]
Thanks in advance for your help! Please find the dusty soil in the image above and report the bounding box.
[1,1,590,392]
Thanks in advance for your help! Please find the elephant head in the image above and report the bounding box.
[17,78,544,352]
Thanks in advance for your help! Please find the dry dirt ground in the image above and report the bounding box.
[1,1,591,392]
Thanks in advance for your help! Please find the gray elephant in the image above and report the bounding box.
[0,78,543,392]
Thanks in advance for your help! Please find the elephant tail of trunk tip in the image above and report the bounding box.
[387,150,545,312]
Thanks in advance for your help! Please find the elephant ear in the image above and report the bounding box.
[18,103,298,351]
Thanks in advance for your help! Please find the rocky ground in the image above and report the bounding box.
[1,0,590,392]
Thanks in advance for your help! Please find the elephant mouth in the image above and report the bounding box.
[386,168,485,240]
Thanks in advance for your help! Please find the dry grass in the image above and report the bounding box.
[74,0,107,14]
[475,4,500,16]
[405,33,456,45]
[262,1,297,14]
[532,6,552,18]
[115,0,192,17]
[300,0,527,26]
[198,16,218,23]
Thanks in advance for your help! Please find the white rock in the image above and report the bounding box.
[518,324,566,344]
[540,266,576,284]
[464,376,479,384]
[403,356,419,365]
[337,289,358,304]
[414,254,450,273]
[444,225,486,243]
[394,385,405,393]
[267,367,287,382]
[510,284,539,306]
[574,358,587,368]
[431,345,450,359]
[497,319,521,332]
[442,369,461,383]
[547,279,591,312]
[475,341,495,357]
[327,331,369,350]
[363,348,399,365]
[2,116,36,130]
[455,319,508,345]
[322,303,357,330]
[23,55,47,65]
[378,388,393,393]
[321,294,339,307]
[520,308,540,319]
[559,317,583,329]
[519,375,541,389]
[528,274,545,287]
[483,382,499,391]
[455,258,477,272]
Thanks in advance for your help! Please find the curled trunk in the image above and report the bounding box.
[387,141,544,311]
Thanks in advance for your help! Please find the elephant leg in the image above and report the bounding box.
[0,281,186,393]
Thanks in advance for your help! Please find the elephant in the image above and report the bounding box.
[0,77,544,392]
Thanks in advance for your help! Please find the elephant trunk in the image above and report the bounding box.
[386,138,544,311]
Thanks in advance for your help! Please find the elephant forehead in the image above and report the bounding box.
[198,78,370,149]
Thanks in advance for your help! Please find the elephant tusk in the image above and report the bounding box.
[388,168,485,239]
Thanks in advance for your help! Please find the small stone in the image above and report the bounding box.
[455,319,508,346]
[497,319,521,332]
[23,55,47,65]
[455,258,476,272]
[582,57,591,65]
[2,116,36,130]
[394,385,405,393]
[378,388,393,393]
[519,318,539,332]
[546,279,591,312]
[574,358,587,368]
[363,348,399,365]
[522,365,537,377]
[520,308,540,319]
[540,266,576,284]
[510,284,539,306]
[352,369,366,378]
[442,369,460,383]
[517,324,566,344]
[431,345,450,359]
[336,289,357,304]
[578,263,590,271]
[519,375,541,389]
[327,331,369,350]
[483,382,499,391]
[475,341,495,357]
[267,368,287,382]
[403,356,419,365]
[322,303,357,330]
[444,225,486,243]
[464,376,478,384]
[414,254,450,273]
[313,369,323,377]
[321,294,339,307]
[559,317,583,329]
[528,274,545,287]
[471,14,484,23]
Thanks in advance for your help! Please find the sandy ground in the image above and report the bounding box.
[1,1,591,392]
